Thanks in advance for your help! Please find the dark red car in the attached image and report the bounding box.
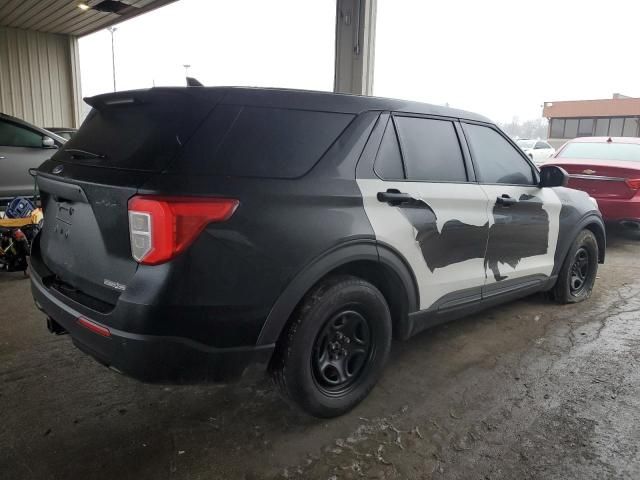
[546,137,640,229]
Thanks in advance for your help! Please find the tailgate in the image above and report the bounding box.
[35,87,226,305]
[37,171,142,306]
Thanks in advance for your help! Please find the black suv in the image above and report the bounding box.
[31,88,605,417]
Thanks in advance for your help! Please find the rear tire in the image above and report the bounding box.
[552,229,598,304]
[270,275,392,418]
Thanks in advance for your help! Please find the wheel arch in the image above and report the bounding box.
[256,240,419,346]
[554,213,606,278]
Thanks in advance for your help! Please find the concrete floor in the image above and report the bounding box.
[1,227,639,480]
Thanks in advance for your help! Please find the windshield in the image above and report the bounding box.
[516,140,536,149]
[558,142,640,162]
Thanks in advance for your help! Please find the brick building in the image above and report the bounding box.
[542,94,640,148]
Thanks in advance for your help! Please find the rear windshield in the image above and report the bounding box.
[558,142,640,162]
[516,140,535,149]
[173,105,354,178]
[54,91,218,171]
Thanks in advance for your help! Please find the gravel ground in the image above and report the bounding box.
[1,227,639,480]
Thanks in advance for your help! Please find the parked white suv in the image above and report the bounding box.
[516,139,555,165]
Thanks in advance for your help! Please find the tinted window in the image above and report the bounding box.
[464,124,535,185]
[394,116,466,182]
[623,118,639,137]
[534,141,547,149]
[578,118,594,137]
[550,119,565,138]
[609,118,624,136]
[0,120,42,148]
[558,142,640,162]
[61,90,223,172]
[374,118,404,179]
[564,119,579,138]
[176,105,354,178]
[595,118,609,136]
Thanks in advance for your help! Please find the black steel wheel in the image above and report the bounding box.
[552,229,599,304]
[270,275,392,418]
[569,247,590,295]
[312,309,374,396]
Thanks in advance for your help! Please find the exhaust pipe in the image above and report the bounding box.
[620,220,640,230]
[47,317,68,335]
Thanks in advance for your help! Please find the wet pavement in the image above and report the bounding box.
[1,227,639,480]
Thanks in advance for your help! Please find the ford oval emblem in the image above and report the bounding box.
[52,165,64,175]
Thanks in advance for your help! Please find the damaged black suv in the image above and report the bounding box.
[31,87,605,417]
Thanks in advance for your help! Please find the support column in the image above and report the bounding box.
[68,35,83,128]
[334,0,377,96]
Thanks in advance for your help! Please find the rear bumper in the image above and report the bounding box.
[31,262,275,384]
[596,196,640,222]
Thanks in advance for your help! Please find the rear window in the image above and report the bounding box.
[55,90,221,171]
[394,116,467,182]
[517,140,535,149]
[175,106,354,178]
[558,142,640,162]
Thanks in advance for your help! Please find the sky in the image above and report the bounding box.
[79,0,640,123]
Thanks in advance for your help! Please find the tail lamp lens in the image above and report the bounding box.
[626,178,640,190]
[128,196,239,265]
[77,317,111,337]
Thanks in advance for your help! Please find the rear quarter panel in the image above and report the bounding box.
[133,112,381,346]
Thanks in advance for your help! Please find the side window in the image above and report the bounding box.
[534,141,547,149]
[394,116,467,182]
[374,118,404,180]
[550,119,565,138]
[578,118,594,137]
[0,120,43,148]
[464,123,536,185]
[608,118,624,136]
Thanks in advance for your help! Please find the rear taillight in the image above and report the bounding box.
[626,179,640,190]
[128,196,239,265]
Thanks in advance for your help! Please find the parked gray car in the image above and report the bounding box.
[0,113,65,205]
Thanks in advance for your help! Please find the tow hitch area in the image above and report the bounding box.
[47,317,68,335]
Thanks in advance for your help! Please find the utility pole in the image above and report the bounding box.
[107,27,117,91]
[183,64,191,77]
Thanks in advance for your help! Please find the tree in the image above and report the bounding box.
[499,117,548,139]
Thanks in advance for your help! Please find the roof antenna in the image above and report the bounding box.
[186,77,203,87]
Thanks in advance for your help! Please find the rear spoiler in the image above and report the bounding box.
[84,82,206,111]
[84,94,146,110]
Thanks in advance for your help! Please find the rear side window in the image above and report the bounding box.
[374,118,404,179]
[394,116,467,182]
[0,120,42,148]
[464,123,536,185]
[177,106,354,178]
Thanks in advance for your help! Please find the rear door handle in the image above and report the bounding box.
[496,194,518,207]
[377,189,412,206]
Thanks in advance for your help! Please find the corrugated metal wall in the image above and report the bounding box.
[0,26,79,128]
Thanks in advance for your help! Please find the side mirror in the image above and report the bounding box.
[42,136,56,148]
[539,165,569,188]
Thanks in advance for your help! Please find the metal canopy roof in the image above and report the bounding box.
[0,0,177,37]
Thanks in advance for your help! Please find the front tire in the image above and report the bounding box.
[552,229,599,303]
[270,275,392,418]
